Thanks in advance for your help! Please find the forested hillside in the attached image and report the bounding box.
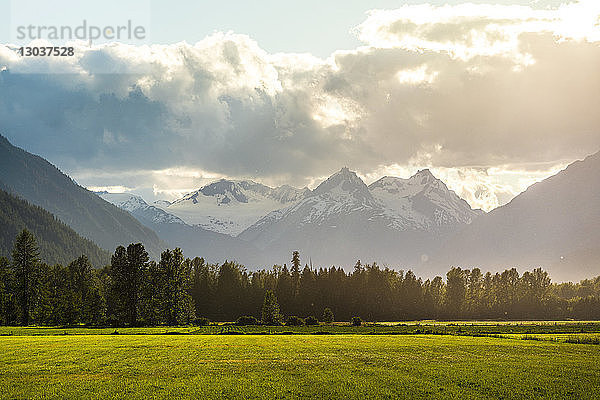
[0,190,109,266]
[0,135,166,258]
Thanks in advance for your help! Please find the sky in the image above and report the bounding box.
[0,0,598,211]
[1,1,569,56]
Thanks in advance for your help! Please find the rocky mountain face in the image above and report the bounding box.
[369,169,483,231]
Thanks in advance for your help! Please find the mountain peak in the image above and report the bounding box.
[334,166,359,179]
[313,167,370,196]
[411,168,436,182]
[329,166,355,180]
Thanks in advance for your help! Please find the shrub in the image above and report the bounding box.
[351,316,362,326]
[194,317,210,326]
[322,307,334,323]
[285,316,305,326]
[305,316,319,326]
[236,315,259,326]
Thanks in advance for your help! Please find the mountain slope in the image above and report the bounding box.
[369,169,483,231]
[430,151,600,281]
[0,189,109,266]
[240,167,481,268]
[0,135,166,258]
[165,179,309,236]
[100,192,262,265]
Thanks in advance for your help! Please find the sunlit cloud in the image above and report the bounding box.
[356,1,600,63]
[86,185,134,194]
[1,1,598,207]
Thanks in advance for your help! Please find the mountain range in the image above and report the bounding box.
[101,166,483,269]
[102,153,600,281]
[1,134,598,281]
[163,180,309,236]
[98,192,261,265]
[238,167,482,268]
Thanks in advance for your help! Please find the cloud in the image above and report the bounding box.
[0,2,598,208]
[356,1,600,60]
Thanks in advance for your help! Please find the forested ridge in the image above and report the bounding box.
[0,189,109,266]
[0,135,165,258]
[1,230,599,326]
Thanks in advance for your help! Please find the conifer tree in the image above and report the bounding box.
[156,248,194,325]
[261,290,281,325]
[109,243,148,326]
[0,256,16,325]
[291,251,301,300]
[11,229,41,325]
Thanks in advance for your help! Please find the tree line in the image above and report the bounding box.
[1,229,599,326]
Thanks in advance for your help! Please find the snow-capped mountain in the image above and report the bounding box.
[240,167,380,244]
[98,192,262,265]
[163,179,309,236]
[239,167,482,267]
[153,200,172,208]
[369,169,483,230]
[98,168,482,268]
[99,193,185,225]
[243,168,481,241]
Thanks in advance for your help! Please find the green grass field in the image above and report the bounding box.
[1,324,600,399]
[2,320,599,336]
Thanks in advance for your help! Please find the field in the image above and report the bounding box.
[1,323,600,399]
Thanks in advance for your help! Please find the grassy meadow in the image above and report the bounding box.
[1,322,599,399]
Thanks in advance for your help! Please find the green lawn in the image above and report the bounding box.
[1,333,599,399]
[1,320,599,336]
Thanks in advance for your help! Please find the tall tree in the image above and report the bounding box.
[261,290,281,325]
[290,251,301,313]
[298,266,318,317]
[11,229,41,325]
[67,255,104,325]
[275,264,293,314]
[467,268,483,318]
[0,256,16,325]
[189,257,215,320]
[215,261,245,320]
[109,243,148,326]
[445,267,467,319]
[156,248,194,325]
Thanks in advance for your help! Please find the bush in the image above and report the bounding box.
[305,316,319,326]
[351,316,362,326]
[194,317,210,326]
[285,316,305,326]
[322,307,334,323]
[236,315,259,326]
